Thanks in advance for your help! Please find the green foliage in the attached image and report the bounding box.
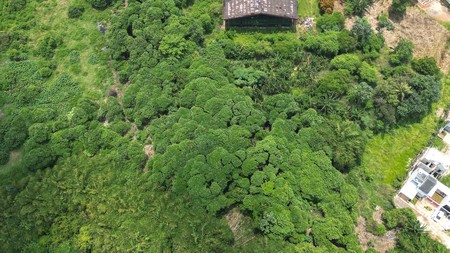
[67,5,85,19]
[389,39,414,66]
[316,13,345,32]
[351,17,372,48]
[88,0,113,9]
[330,54,362,74]
[377,14,394,31]
[233,68,267,88]
[358,61,379,85]
[366,219,386,236]
[389,0,411,18]
[1,0,447,251]
[36,34,63,59]
[411,57,441,77]
[345,0,373,16]
[303,31,340,57]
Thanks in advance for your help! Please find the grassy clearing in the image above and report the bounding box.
[297,0,320,18]
[32,0,111,98]
[0,149,27,185]
[358,74,450,212]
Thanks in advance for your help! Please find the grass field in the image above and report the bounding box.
[357,74,450,212]
[297,0,320,18]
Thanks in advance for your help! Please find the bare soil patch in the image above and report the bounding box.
[358,1,450,73]
[144,144,154,158]
[373,205,385,224]
[225,208,244,239]
[421,1,450,22]
[355,215,397,252]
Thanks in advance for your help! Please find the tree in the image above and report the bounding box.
[330,54,361,74]
[351,17,372,49]
[316,13,345,32]
[389,0,411,18]
[411,57,441,77]
[389,39,414,66]
[345,0,373,16]
[89,0,114,9]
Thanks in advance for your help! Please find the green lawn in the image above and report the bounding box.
[363,74,450,184]
[297,0,320,18]
[355,74,450,215]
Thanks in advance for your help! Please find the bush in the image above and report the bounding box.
[382,208,416,229]
[366,219,387,236]
[351,17,372,48]
[22,147,56,171]
[377,14,394,31]
[0,147,9,165]
[316,13,345,32]
[389,0,411,18]
[411,57,441,77]
[67,5,85,19]
[345,0,373,16]
[389,39,413,66]
[303,32,340,57]
[330,54,361,74]
[89,0,113,9]
[319,0,335,14]
[36,35,63,59]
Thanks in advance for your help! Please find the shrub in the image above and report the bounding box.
[22,147,56,171]
[330,54,361,74]
[69,50,80,64]
[0,32,9,51]
[358,62,379,85]
[377,14,394,31]
[389,0,411,18]
[345,0,373,16]
[351,17,372,48]
[303,32,340,57]
[366,219,387,236]
[319,0,334,14]
[89,0,114,9]
[0,147,9,165]
[389,39,413,66]
[36,35,63,59]
[28,123,51,143]
[316,13,345,32]
[67,5,85,19]
[411,57,441,77]
[382,208,416,229]
[337,30,357,53]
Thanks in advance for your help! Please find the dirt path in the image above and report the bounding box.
[355,215,397,252]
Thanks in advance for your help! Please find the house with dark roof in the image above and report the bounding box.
[223,0,298,28]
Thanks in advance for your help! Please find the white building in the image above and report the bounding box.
[398,168,450,230]
[414,147,450,178]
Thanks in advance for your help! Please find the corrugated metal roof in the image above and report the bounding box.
[223,0,298,20]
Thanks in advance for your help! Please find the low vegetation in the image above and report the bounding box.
[0,0,449,252]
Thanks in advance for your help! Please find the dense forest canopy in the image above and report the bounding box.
[0,0,448,252]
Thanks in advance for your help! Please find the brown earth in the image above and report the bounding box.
[373,205,385,224]
[344,1,450,73]
[355,215,397,252]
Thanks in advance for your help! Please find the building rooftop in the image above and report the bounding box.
[223,0,298,20]
[419,176,438,195]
